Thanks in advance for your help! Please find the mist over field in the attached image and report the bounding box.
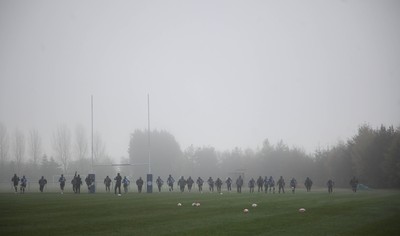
[0,1,399,187]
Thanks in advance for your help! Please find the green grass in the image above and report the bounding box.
[0,189,399,236]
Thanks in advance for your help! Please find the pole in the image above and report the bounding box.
[147,94,153,193]
[147,94,151,174]
[91,95,94,173]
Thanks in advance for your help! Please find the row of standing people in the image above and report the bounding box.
[154,175,316,194]
[59,173,137,195]
[104,175,351,194]
[11,173,357,194]
[159,175,352,194]
[104,175,342,194]
[11,173,103,194]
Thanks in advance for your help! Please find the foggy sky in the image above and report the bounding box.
[1,0,399,161]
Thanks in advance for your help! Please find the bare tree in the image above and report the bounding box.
[29,129,42,165]
[74,124,88,161]
[93,132,106,162]
[0,123,9,165]
[14,129,25,173]
[53,125,71,173]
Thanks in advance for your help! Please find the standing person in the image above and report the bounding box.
[167,174,175,192]
[248,178,255,193]
[20,175,27,194]
[38,176,47,193]
[122,176,130,194]
[225,177,232,192]
[71,178,76,193]
[257,176,264,192]
[59,174,66,194]
[290,178,297,194]
[104,176,112,193]
[76,175,82,193]
[85,175,91,191]
[156,176,164,192]
[114,173,122,195]
[277,176,285,194]
[186,176,194,192]
[268,176,275,194]
[215,178,223,193]
[136,177,144,193]
[236,175,243,193]
[207,177,214,192]
[11,174,20,193]
[196,177,204,192]
[304,177,313,192]
[350,176,359,193]
[177,176,186,193]
[327,179,334,194]
[71,172,77,193]
[263,176,269,193]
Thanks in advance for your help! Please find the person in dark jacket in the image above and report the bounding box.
[215,178,223,193]
[71,172,77,193]
[257,176,264,192]
[236,175,243,193]
[225,177,232,192]
[196,177,204,192]
[76,174,82,193]
[38,176,47,192]
[177,176,186,193]
[85,175,92,191]
[350,176,359,193]
[156,176,164,192]
[263,176,269,193]
[277,176,285,194]
[59,174,66,194]
[11,174,19,193]
[186,176,194,192]
[248,178,255,193]
[167,174,175,192]
[136,177,144,193]
[207,177,214,192]
[304,177,313,192]
[104,176,112,193]
[290,177,297,194]
[114,173,122,194]
[327,179,334,194]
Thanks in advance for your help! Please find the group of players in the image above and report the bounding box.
[11,173,48,194]
[10,172,359,195]
[156,175,310,194]
[104,173,145,195]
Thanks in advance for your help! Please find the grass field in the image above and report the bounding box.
[0,188,399,236]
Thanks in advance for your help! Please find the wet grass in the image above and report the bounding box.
[0,189,399,235]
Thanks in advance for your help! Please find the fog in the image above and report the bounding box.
[1,0,399,165]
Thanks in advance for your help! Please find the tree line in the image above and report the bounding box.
[1,122,399,188]
[0,123,112,182]
[129,125,400,188]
